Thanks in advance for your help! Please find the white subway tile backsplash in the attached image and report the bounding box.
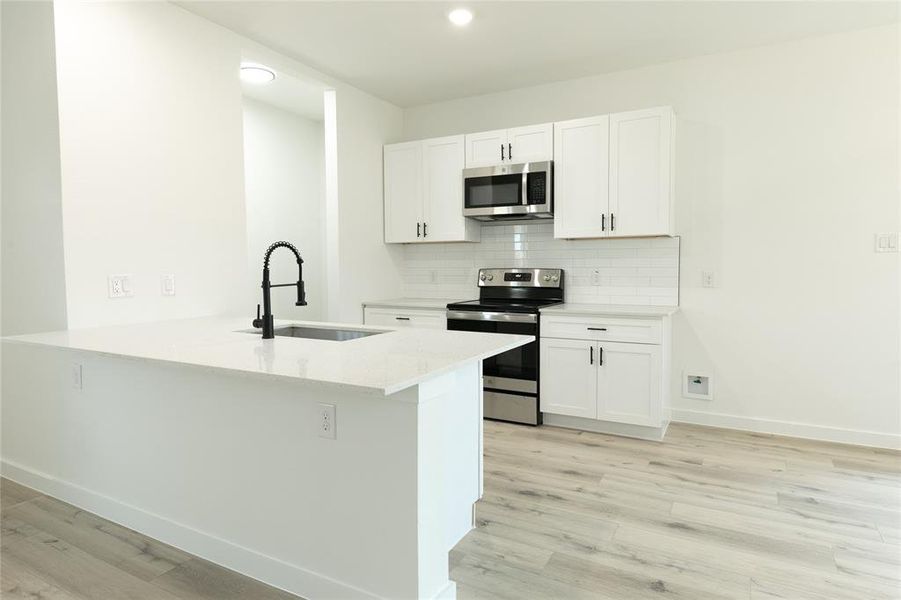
[400,224,680,306]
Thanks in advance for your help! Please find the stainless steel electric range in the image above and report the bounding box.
[446,268,564,426]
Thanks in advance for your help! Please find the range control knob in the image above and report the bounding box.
[486,274,494,281]
[543,275,551,282]
[551,275,559,282]
[479,273,487,281]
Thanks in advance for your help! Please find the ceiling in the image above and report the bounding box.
[240,66,326,121]
[180,1,899,107]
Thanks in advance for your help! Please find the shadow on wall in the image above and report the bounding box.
[241,64,330,323]
[671,117,725,415]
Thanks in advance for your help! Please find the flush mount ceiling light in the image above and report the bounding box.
[448,8,473,26]
[240,63,276,85]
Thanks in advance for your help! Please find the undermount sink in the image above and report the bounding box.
[245,325,385,342]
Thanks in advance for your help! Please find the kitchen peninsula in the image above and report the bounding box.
[1,317,532,600]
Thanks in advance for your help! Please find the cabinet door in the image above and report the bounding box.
[597,342,661,427]
[553,115,609,239]
[507,123,553,164]
[421,135,473,242]
[383,141,423,243]
[608,107,673,237]
[465,129,507,168]
[540,338,598,418]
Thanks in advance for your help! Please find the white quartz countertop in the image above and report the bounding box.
[2,317,531,396]
[362,298,460,311]
[540,304,679,317]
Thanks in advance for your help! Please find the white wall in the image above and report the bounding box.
[403,25,901,447]
[0,1,69,336]
[47,2,403,330]
[242,98,324,321]
[401,223,680,306]
[225,46,405,325]
[53,1,249,328]
[333,86,405,323]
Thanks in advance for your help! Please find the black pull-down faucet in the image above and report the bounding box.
[252,241,307,339]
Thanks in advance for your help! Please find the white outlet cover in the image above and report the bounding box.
[701,270,715,288]
[71,363,83,390]
[318,403,336,440]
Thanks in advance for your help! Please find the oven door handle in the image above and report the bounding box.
[446,310,537,324]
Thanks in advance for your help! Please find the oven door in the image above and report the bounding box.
[446,310,538,382]
[446,310,540,425]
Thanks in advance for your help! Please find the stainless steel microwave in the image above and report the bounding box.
[462,161,553,221]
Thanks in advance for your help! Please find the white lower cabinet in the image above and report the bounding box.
[363,307,446,330]
[540,314,671,439]
[597,342,661,427]
[540,338,597,418]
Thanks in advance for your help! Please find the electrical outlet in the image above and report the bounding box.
[108,274,134,298]
[591,270,602,286]
[701,271,715,288]
[161,274,176,296]
[318,403,336,439]
[71,363,83,390]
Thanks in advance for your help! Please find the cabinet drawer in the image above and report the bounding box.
[541,315,661,344]
[363,307,446,330]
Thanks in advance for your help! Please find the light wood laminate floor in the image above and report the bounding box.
[3,422,900,599]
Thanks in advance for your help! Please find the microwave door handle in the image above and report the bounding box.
[522,170,529,206]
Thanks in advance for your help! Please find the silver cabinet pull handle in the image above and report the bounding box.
[590,346,594,365]
[416,222,421,237]
[501,144,505,161]
[395,317,410,321]
[599,347,604,366]
[587,327,607,331]
[601,214,605,231]
[610,213,615,231]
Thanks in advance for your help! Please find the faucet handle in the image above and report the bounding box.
[252,304,263,328]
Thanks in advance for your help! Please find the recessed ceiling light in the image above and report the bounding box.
[240,64,276,85]
[448,8,473,26]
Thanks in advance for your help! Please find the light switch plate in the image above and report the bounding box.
[161,274,176,296]
[108,274,134,298]
[875,233,899,253]
[701,270,715,288]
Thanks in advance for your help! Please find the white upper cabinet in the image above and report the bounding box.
[505,123,553,164]
[384,136,478,244]
[386,105,674,245]
[383,141,422,244]
[553,115,610,239]
[552,106,674,239]
[464,129,507,168]
[422,135,476,242]
[608,106,674,237]
[464,123,552,168]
